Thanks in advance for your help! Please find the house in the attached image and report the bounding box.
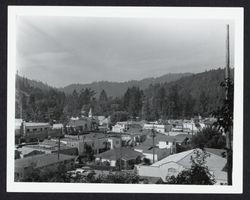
[136,149,227,185]
[174,134,193,145]
[60,137,85,156]
[61,133,121,155]
[133,134,177,163]
[112,122,128,133]
[144,134,177,150]
[95,147,143,169]
[18,122,51,142]
[107,136,121,150]
[134,144,171,163]
[52,123,63,130]
[66,117,93,133]
[182,121,198,132]
[15,153,76,180]
[18,140,78,158]
[143,123,167,134]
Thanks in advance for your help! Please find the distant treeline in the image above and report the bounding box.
[15,68,232,124]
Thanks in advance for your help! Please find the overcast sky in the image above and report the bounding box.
[16,16,234,87]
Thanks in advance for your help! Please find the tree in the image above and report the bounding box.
[123,87,143,119]
[167,84,181,119]
[165,149,216,185]
[83,143,95,161]
[212,75,234,185]
[199,91,209,116]
[97,89,109,115]
[191,127,226,149]
[110,111,129,124]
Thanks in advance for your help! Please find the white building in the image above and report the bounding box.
[143,124,167,134]
[136,149,227,185]
[112,122,128,133]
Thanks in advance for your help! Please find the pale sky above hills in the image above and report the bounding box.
[16,16,234,87]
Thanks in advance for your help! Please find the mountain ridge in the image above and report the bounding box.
[59,72,193,97]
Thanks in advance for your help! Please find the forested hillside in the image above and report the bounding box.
[15,68,233,123]
[60,73,192,97]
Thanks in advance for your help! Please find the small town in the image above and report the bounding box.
[14,107,229,184]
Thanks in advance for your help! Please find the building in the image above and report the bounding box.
[61,133,121,155]
[112,122,128,133]
[143,123,167,134]
[60,137,85,156]
[95,147,143,169]
[134,134,177,163]
[18,140,78,158]
[136,149,227,185]
[52,123,63,130]
[15,118,23,136]
[66,117,93,133]
[15,153,76,180]
[17,122,51,143]
[134,144,171,163]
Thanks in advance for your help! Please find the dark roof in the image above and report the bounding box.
[24,150,45,157]
[83,132,106,140]
[15,153,76,169]
[174,134,193,142]
[96,147,143,161]
[134,144,171,155]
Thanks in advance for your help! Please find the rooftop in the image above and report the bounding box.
[15,153,76,169]
[134,144,171,155]
[144,134,177,145]
[96,147,143,161]
[24,122,50,127]
[151,148,227,172]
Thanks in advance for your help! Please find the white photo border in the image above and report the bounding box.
[7,6,244,193]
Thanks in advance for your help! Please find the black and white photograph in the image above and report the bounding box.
[7,6,243,193]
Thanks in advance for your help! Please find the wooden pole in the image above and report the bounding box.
[152,124,156,163]
[225,24,233,185]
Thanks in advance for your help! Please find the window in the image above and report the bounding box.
[33,128,37,132]
[166,141,169,145]
[27,129,30,132]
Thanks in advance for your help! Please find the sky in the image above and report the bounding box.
[16,16,234,88]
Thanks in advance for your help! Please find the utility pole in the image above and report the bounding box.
[225,24,233,185]
[119,129,122,171]
[57,136,61,160]
[152,124,156,163]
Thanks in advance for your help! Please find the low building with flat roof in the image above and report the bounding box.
[15,153,76,181]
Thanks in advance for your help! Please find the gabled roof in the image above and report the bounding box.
[151,149,193,167]
[151,148,227,173]
[96,147,143,161]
